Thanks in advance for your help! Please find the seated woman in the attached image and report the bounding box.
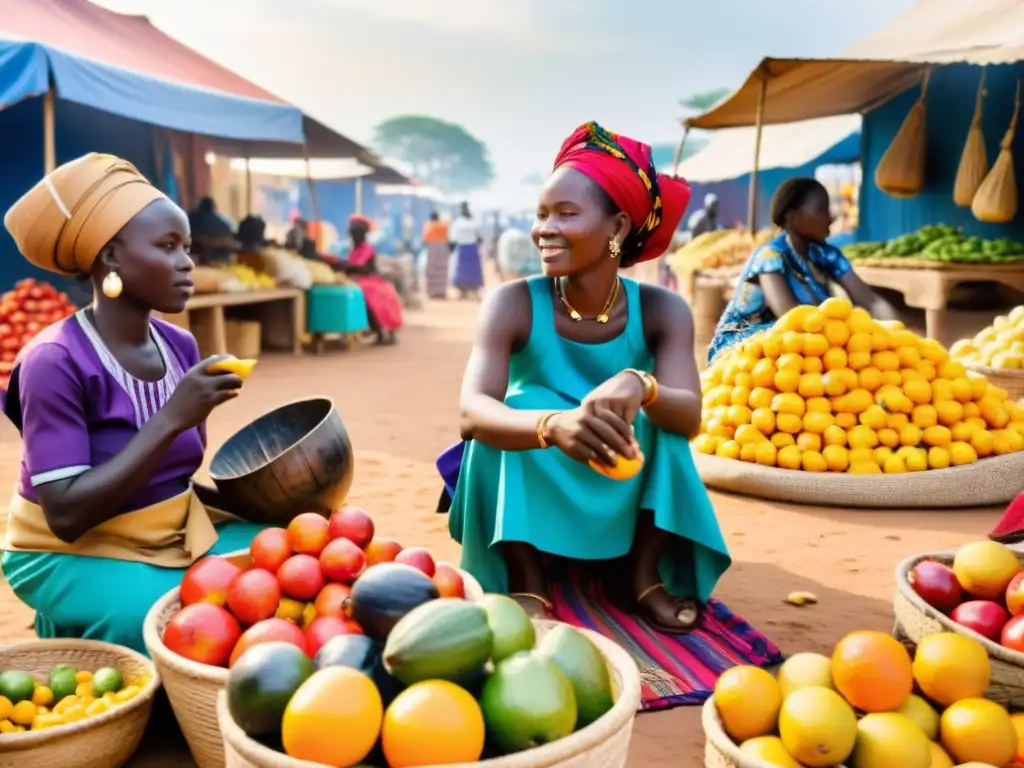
[1,154,270,654]
[708,177,899,364]
[330,216,404,346]
[440,122,730,633]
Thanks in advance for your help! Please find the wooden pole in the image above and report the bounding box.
[355,178,364,215]
[746,73,768,235]
[244,157,253,214]
[302,145,321,250]
[43,89,56,175]
[671,125,691,178]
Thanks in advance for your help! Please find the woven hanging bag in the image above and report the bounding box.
[973,79,1021,223]
[875,71,930,198]
[954,68,989,206]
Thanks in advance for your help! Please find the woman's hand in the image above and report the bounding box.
[161,354,244,432]
[550,374,643,465]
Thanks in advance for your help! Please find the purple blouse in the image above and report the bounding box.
[5,312,205,512]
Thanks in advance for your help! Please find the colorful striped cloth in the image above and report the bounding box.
[551,575,783,711]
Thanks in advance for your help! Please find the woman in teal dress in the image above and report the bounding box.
[708,177,898,364]
[438,122,730,632]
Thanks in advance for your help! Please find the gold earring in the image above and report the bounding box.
[609,238,622,260]
[102,271,123,299]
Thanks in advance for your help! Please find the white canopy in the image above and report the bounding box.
[229,157,374,180]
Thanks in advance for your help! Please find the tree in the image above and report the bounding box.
[372,116,494,194]
[679,88,731,114]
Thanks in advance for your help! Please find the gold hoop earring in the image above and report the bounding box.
[609,238,621,260]
[102,271,123,299]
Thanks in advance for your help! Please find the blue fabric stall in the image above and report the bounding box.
[859,63,1024,242]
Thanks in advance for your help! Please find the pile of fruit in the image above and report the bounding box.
[669,227,776,274]
[0,665,146,734]
[908,539,1024,652]
[714,628,1024,767]
[217,263,276,291]
[0,279,77,391]
[951,306,1024,371]
[693,298,1024,473]
[842,224,1024,265]
[162,507,468,668]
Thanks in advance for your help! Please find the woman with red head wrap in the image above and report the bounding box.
[334,215,403,344]
[435,122,729,633]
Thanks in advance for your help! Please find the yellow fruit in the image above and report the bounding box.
[876,427,899,448]
[30,686,53,708]
[75,682,92,698]
[836,412,857,429]
[940,698,1016,767]
[822,424,847,447]
[730,386,751,406]
[926,740,955,768]
[882,454,907,473]
[859,405,887,429]
[0,697,10,722]
[847,332,873,354]
[738,736,804,768]
[714,665,782,742]
[715,439,740,460]
[903,379,932,405]
[755,442,778,466]
[74,671,93,684]
[803,333,829,357]
[806,396,831,413]
[950,421,975,442]
[802,412,834,434]
[936,400,964,426]
[772,393,806,417]
[849,461,882,474]
[801,310,827,333]
[873,350,901,372]
[847,425,879,450]
[822,370,848,397]
[796,432,822,452]
[735,424,767,446]
[820,297,853,320]
[751,359,777,388]
[798,373,825,398]
[775,369,801,394]
[953,540,1021,601]
[823,319,851,348]
[802,450,827,471]
[778,445,803,470]
[778,686,857,767]
[823,348,849,371]
[949,441,978,466]
[899,423,922,447]
[749,386,776,409]
[778,353,804,372]
[897,345,921,368]
[10,701,37,727]
[912,404,938,428]
[777,305,819,333]
[928,446,951,469]
[86,698,110,717]
[896,693,940,740]
[822,444,849,472]
[850,712,931,768]
[802,356,823,374]
[939,361,968,380]
[725,404,752,427]
[776,653,834,699]
[60,705,87,724]
[923,425,952,447]
[906,449,928,472]
[776,413,803,435]
[950,377,973,403]
[693,434,718,455]
[750,409,776,436]
[873,446,893,465]
[858,366,883,392]
[781,331,805,355]
[0,720,15,734]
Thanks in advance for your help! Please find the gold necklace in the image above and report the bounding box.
[556,277,620,323]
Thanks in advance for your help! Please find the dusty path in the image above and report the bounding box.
[0,295,1005,766]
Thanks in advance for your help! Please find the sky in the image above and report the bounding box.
[95,0,919,209]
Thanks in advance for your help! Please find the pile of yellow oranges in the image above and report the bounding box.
[693,298,1024,474]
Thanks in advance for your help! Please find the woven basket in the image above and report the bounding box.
[143,550,485,768]
[965,363,1024,403]
[0,639,160,768]
[893,550,1024,710]
[217,620,641,768]
[693,449,1024,509]
[701,697,847,768]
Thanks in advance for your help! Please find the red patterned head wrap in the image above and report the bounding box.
[552,122,691,265]
[349,214,374,232]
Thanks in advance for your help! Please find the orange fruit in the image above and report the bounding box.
[940,698,1017,767]
[588,452,644,480]
[715,665,782,742]
[282,667,383,766]
[912,633,990,707]
[382,681,486,767]
[831,630,912,713]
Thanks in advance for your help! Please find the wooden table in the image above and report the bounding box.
[856,263,1024,347]
[157,288,306,357]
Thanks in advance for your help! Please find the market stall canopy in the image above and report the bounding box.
[205,116,383,164]
[0,0,304,143]
[686,0,1024,129]
[227,157,411,185]
[675,115,862,182]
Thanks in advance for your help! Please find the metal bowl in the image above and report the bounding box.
[209,397,354,524]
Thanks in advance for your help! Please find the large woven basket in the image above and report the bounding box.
[701,697,847,768]
[217,619,640,768]
[694,449,1024,508]
[0,639,160,768]
[143,550,485,768]
[965,363,1024,403]
[893,550,1024,710]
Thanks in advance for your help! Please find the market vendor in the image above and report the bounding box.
[707,177,899,364]
[0,153,270,654]
[437,122,730,633]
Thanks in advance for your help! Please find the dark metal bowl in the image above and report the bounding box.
[209,397,353,524]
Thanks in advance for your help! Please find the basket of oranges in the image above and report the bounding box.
[691,298,1024,508]
[0,639,159,768]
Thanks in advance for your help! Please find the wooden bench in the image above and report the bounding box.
[156,288,306,358]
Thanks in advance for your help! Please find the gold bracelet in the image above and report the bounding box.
[536,412,556,449]
[624,368,659,407]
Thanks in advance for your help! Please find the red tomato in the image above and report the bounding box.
[249,527,292,574]
[162,603,241,667]
[226,568,282,626]
[1002,614,1024,652]
[180,557,243,606]
[9,312,26,324]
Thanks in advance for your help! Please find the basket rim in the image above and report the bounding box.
[894,550,1024,666]
[701,697,849,768]
[964,362,1024,380]
[217,621,641,768]
[0,638,160,752]
[143,585,230,685]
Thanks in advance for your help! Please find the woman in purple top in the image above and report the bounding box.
[1,154,269,654]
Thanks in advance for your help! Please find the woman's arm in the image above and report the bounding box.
[458,283,548,450]
[838,271,901,321]
[759,272,800,318]
[640,286,704,438]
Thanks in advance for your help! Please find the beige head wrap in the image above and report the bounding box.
[4,153,167,276]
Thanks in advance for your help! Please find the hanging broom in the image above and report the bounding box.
[972,79,1021,223]
[875,70,930,199]
[954,68,989,206]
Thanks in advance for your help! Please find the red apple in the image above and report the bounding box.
[287,512,331,557]
[227,568,282,626]
[328,506,375,549]
[909,560,964,613]
[277,554,326,600]
[364,537,403,566]
[163,602,241,667]
[395,547,436,577]
[250,527,292,574]
[229,618,308,666]
[319,537,366,584]
[951,599,1009,642]
[1007,571,1024,617]
[304,616,360,657]
[179,556,243,607]
[433,562,466,599]
[313,583,352,618]
[1002,614,1024,652]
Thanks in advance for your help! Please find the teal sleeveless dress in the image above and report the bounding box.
[448,276,731,601]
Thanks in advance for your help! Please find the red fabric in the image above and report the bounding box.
[990,492,1024,542]
[349,214,374,232]
[553,123,691,263]
[4,0,284,102]
[348,242,374,268]
[353,275,403,333]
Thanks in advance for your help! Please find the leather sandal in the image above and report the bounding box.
[635,582,701,634]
